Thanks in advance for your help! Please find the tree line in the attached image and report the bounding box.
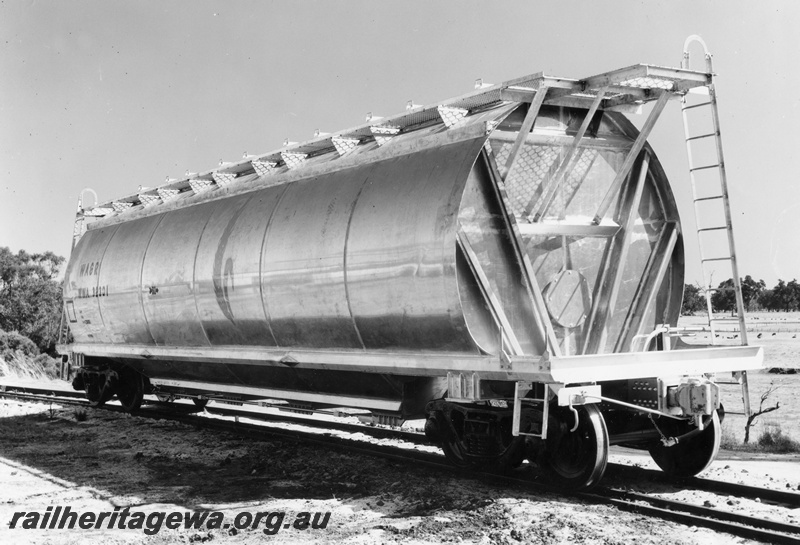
[682,275,800,315]
[0,247,64,357]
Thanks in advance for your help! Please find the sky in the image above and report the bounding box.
[1,0,799,288]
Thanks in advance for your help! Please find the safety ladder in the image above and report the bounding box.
[680,35,750,417]
[56,189,97,380]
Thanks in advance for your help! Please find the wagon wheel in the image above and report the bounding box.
[441,435,481,469]
[439,409,481,470]
[115,368,144,413]
[439,411,524,471]
[542,404,609,490]
[441,435,525,471]
[85,377,115,408]
[648,410,721,478]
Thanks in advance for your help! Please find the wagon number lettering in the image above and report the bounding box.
[77,285,109,298]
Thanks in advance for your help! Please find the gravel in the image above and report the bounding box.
[2,399,797,544]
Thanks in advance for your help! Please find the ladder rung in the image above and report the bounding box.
[686,132,718,142]
[716,381,742,385]
[689,163,722,172]
[698,226,729,232]
[706,287,736,293]
[694,195,724,202]
[682,101,713,111]
[702,256,733,262]
[723,411,747,416]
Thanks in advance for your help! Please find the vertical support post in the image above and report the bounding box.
[735,370,751,419]
[512,381,525,437]
[706,86,747,347]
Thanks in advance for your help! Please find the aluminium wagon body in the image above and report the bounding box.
[60,61,762,489]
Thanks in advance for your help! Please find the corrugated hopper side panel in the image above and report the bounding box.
[141,202,218,347]
[197,188,286,347]
[64,226,119,344]
[194,192,267,346]
[262,168,371,349]
[346,138,485,352]
[97,214,163,345]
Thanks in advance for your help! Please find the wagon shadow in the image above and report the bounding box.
[0,405,559,519]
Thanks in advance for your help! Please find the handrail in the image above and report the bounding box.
[682,34,713,73]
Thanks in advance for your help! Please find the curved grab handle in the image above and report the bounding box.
[78,187,98,210]
[682,34,713,73]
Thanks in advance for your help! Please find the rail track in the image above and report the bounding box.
[2,383,799,544]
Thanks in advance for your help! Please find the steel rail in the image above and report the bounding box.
[3,388,798,544]
[11,382,796,512]
[606,461,800,509]
[0,384,429,444]
[135,403,800,544]
[591,487,800,542]
[6,386,798,509]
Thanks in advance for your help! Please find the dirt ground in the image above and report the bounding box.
[1,399,798,545]
[678,312,800,443]
[1,313,798,544]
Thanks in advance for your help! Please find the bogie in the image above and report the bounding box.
[115,367,145,413]
[428,399,609,489]
[73,364,148,413]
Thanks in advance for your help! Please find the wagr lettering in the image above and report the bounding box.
[79,261,101,277]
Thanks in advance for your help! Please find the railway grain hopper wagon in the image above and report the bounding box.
[59,38,762,489]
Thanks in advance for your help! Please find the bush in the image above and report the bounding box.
[0,329,39,361]
[757,425,800,454]
[0,331,60,380]
[0,247,65,355]
[32,353,59,379]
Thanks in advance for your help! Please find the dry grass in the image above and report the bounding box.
[720,425,740,450]
[721,421,800,453]
[74,407,88,422]
[757,424,800,453]
[0,352,56,380]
